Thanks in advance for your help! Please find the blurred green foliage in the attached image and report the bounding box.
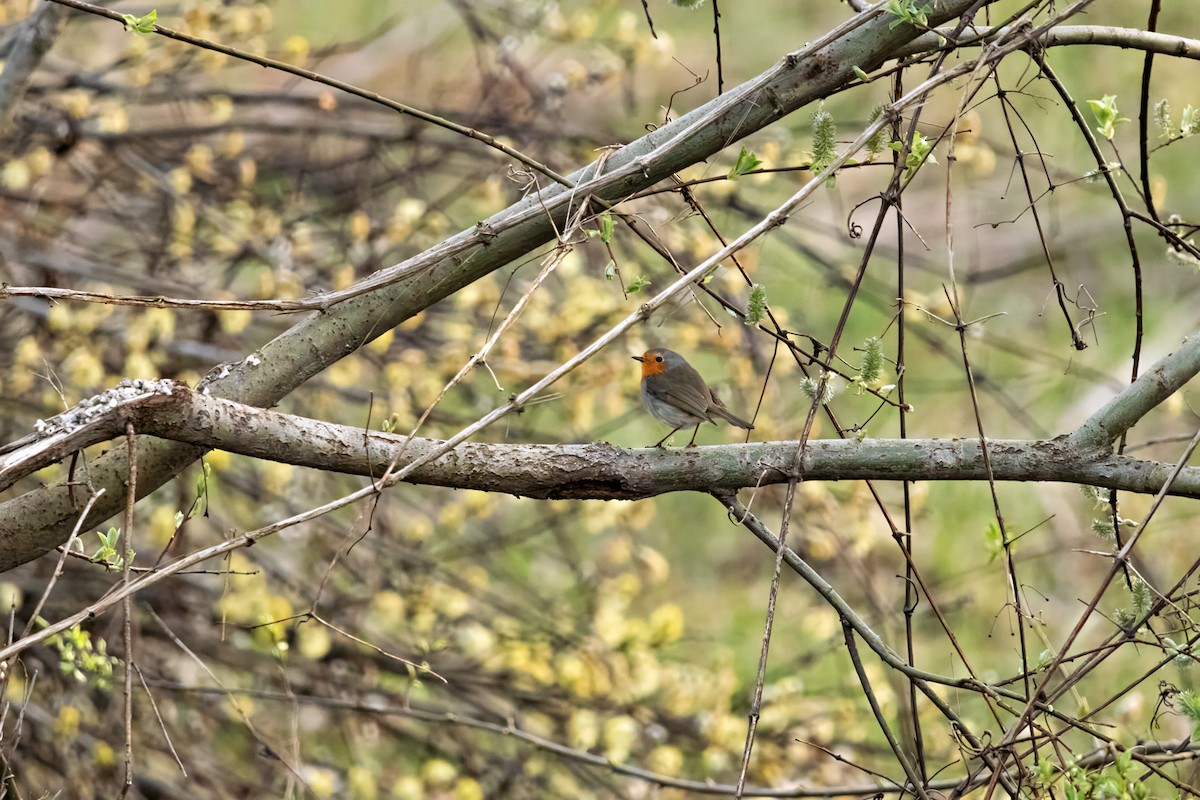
[1,0,1200,797]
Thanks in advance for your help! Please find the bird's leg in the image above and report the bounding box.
[654,426,684,448]
[686,424,701,447]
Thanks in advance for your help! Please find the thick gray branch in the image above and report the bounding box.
[2,387,1197,574]
[1,331,1196,571]
[0,3,68,129]
[1069,333,1200,450]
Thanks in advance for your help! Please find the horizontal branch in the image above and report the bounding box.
[1,385,1196,543]
[2,331,1196,570]
[0,284,310,312]
[904,25,1200,61]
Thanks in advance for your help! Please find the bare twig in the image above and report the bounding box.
[133,664,186,777]
[120,422,136,797]
[842,621,931,799]
[145,608,314,792]
[20,488,105,637]
[44,0,576,194]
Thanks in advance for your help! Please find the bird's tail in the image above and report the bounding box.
[708,395,753,430]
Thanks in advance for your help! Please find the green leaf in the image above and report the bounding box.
[598,211,615,243]
[1086,94,1128,140]
[625,275,651,294]
[603,260,616,280]
[892,132,937,180]
[121,9,158,34]
[852,66,869,82]
[983,521,1004,563]
[1036,758,1055,786]
[727,147,762,180]
[886,0,932,29]
[197,461,212,497]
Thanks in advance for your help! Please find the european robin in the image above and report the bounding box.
[633,347,754,447]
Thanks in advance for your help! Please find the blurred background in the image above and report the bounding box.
[2,0,1200,796]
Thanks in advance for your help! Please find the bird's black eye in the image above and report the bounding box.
[655,355,663,362]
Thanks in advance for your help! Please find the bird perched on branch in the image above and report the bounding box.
[633,348,753,448]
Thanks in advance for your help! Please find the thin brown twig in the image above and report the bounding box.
[990,73,1087,350]
[150,680,946,798]
[309,613,447,684]
[120,421,136,797]
[890,61,928,780]
[842,620,930,797]
[1137,0,1163,225]
[983,429,1200,794]
[145,607,315,792]
[712,0,724,95]
[0,668,37,798]
[944,280,1039,800]
[20,487,105,638]
[714,491,1023,796]
[133,663,186,777]
[44,0,575,190]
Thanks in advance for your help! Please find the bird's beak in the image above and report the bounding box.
[632,355,644,362]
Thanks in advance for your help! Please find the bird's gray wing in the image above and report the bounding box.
[650,363,714,422]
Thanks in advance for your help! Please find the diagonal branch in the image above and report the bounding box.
[1068,333,1200,450]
